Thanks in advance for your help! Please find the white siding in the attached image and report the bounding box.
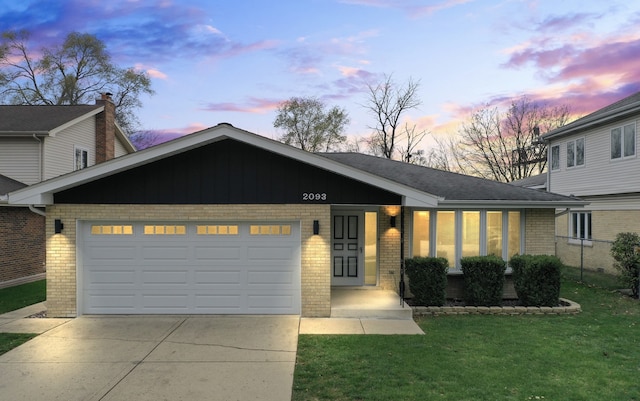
[114,135,129,157]
[548,116,640,197]
[43,117,96,180]
[0,137,41,184]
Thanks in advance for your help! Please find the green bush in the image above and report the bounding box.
[461,256,506,306]
[610,232,640,298]
[510,254,562,307]
[405,257,448,306]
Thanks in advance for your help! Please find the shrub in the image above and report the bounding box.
[610,232,640,298]
[405,257,448,306]
[510,254,562,307]
[461,256,506,306]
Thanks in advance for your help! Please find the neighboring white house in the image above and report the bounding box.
[542,91,640,273]
[0,94,135,287]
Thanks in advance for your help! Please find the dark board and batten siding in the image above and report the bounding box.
[55,139,402,205]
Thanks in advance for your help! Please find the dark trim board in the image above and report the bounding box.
[55,138,402,205]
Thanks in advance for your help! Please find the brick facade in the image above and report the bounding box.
[46,204,331,317]
[95,93,116,163]
[524,208,556,255]
[0,207,46,287]
[554,209,640,274]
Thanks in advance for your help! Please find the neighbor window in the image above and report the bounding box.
[570,211,592,241]
[74,146,89,170]
[566,138,584,168]
[611,124,635,159]
[551,145,560,170]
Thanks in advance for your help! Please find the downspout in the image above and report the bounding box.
[399,206,405,307]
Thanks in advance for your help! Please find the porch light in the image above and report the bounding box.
[313,220,320,235]
[54,219,64,234]
[390,216,397,228]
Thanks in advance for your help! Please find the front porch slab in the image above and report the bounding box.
[330,288,413,320]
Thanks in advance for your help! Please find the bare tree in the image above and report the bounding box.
[398,123,429,164]
[454,96,571,182]
[363,74,422,159]
[274,97,349,152]
[0,30,154,133]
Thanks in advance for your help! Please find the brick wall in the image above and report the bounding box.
[554,209,640,274]
[46,204,330,317]
[524,208,556,255]
[378,206,401,292]
[0,207,46,286]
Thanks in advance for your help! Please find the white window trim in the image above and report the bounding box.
[410,209,524,271]
[610,123,636,161]
[566,137,585,169]
[568,211,592,246]
[74,145,89,171]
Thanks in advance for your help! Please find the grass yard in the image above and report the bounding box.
[0,280,46,355]
[292,268,640,401]
[0,280,46,314]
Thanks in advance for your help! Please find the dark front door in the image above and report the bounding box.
[331,211,363,286]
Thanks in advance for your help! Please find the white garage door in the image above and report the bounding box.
[81,221,301,314]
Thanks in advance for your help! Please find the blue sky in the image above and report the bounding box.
[2,0,640,148]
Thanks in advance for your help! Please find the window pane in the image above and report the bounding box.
[364,212,377,285]
[624,124,635,157]
[571,213,578,238]
[551,145,560,170]
[566,141,575,167]
[486,211,503,257]
[461,211,480,258]
[436,211,456,267]
[611,128,622,159]
[576,138,584,165]
[507,211,521,258]
[587,213,592,240]
[412,211,430,257]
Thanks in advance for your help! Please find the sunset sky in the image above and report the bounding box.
[2,0,640,149]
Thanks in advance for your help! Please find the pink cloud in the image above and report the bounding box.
[201,98,282,114]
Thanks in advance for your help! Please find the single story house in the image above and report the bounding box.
[8,123,586,317]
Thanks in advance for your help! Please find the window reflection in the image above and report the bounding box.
[436,211,455,267]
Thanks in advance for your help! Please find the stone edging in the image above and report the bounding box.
[412,298,581,316]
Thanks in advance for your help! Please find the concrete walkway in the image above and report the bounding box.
[0,303,423,400]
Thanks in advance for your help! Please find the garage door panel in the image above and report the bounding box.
[194,246,243,260]
[141,246,190,260]
[141,270,189,285]
[194,270,242,284]
[247,270,294,285]
[87,270,136,285]
[247,294,295,311]
[82,221,300,314]
[86,246,137,260]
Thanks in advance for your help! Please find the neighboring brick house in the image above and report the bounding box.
[9,123,586,317]
[541,91,640,273]
[0,94,135,288]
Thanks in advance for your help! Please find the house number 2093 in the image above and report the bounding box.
[302,192,327,201]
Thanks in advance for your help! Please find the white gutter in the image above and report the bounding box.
[29,204,46,216]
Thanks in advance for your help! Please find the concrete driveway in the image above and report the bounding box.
[0,315,299,401]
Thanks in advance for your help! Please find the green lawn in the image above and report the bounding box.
[0,280,46,314]
[0,280,46,355]
[292,268,640,401]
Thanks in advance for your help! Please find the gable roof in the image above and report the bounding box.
[542,91,640,140]
[320,153,579,207]
[0,174,26,197]
[8,123,586,209]
[0,104,135,152]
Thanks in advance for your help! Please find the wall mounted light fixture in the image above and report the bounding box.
[54,219,64,234]
[313,220,320,235]
[390,216,397,228]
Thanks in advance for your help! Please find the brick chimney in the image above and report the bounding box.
[95,92,115,163]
